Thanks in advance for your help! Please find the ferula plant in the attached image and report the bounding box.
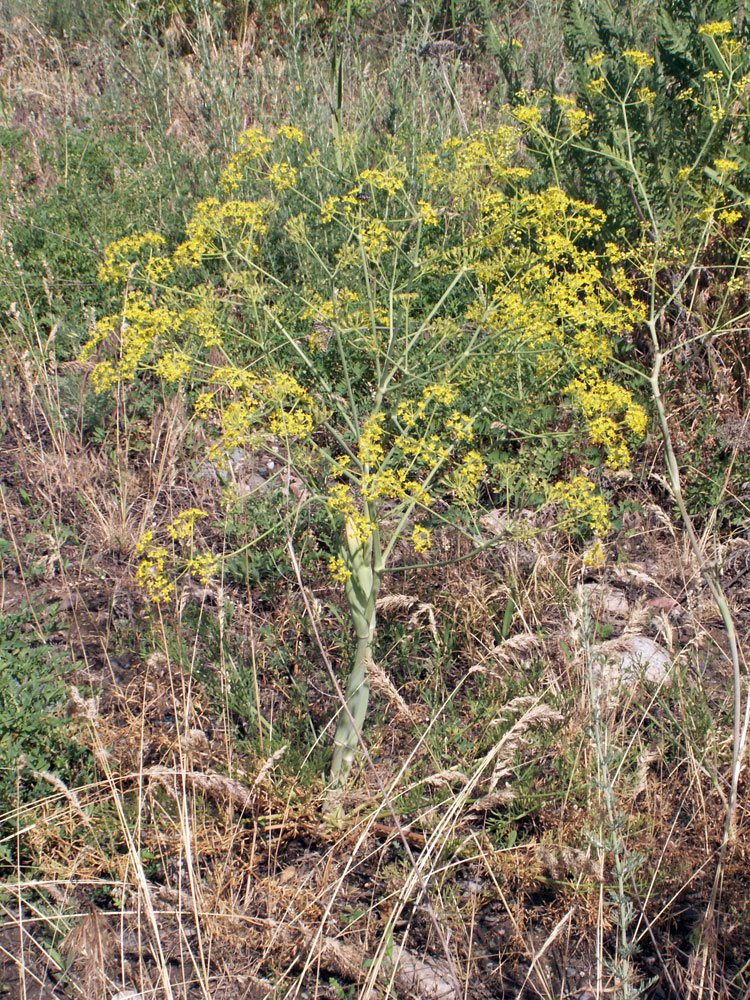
[508,4,750,886]
[503,1,750,244]
[81,119,647,786]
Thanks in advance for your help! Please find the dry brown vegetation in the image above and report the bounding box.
[2,354,749,998]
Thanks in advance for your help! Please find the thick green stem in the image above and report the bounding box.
[330,633,375,784]
[329,519,382,786]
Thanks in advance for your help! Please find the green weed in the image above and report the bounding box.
[0,607,92,868]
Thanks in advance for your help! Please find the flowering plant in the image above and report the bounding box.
[82,121,646,784]
[502,7,750,243]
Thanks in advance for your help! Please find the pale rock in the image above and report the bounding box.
[591,635,672,704]
[581,582,630,626]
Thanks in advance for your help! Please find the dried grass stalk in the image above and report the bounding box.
[377,593,439,643]
[143,746,287,813]
[60,905,117,1000]
[269,919,458,1000]
[366,654,417,722]
[30,768,92,828]
[487,702,562,791]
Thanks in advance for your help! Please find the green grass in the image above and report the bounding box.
[0,125,209,358]
[0,606,92,868]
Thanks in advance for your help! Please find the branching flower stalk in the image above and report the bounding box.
[515,23,750,849]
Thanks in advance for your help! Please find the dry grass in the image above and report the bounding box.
[2,388,747,998]
[1,353,749,997]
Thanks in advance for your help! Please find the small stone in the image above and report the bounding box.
[591,635,672,705]
[582,582,630,625]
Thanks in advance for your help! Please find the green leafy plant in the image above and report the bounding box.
[219,486,328,593]
[500,0,750,242]
[0,607,91,866]
[503,8,750,525]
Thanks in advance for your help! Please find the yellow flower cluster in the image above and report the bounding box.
[285,212,307,245]
[269,409,314,437]
[361,468,430,506]
[552,96,591,136]
[717,208,742,226]
[209,365,252,391]
[81,291,179,392]
[135,545,173,604]
[173,198,221,266]
[320,195,340,224]
[721,37,742,58]
[448,450,484,505]
[357,167,405,196]
[135,512,216,604]
[266,371,312,407]
[636,87,656,108]
[623,50,654,70]
[567,368,648,470]
[699,21,732,37]
[268,161,297,192]
[411,524,432,553]
[328,555,352,583]
[522,186,606,237]
[397,384,458,429]
[327,483,374,545]
[417,200,440,226]
[550,475,611,537]
[97,232,166,284]
[445,410,474,441]
[583,538,606,568]
[278,124,305,143]
[219,128,273,191]
[587,78,606,96]
[144,256,174,282]
[439,126,529,202]
[357,413,386,466]
[513,105,542,129]
[167,508,208,542]
[425,384,458,405]
[173,198,270,268]
[155,350,191,382]
[359,219,391,261]
[396,434,449,466]
[187,552,218,584]
[203,368,315,453]
[713,158,740,174]
[215,400,258,453]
